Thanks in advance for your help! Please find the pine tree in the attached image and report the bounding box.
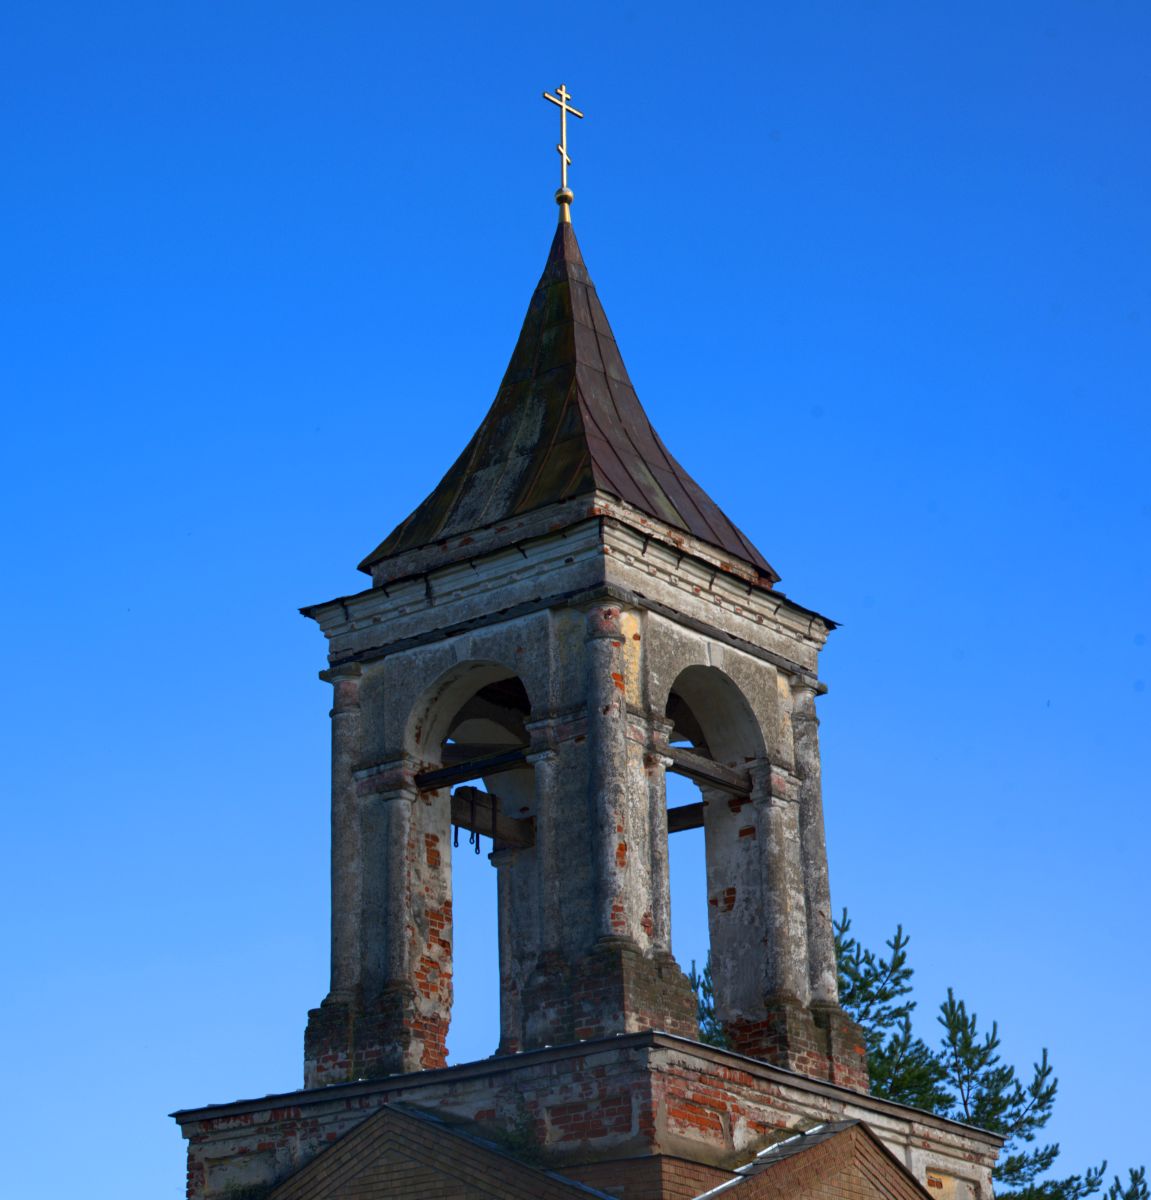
[834,911,948,1112]
[687,958,731,1048]
[689,912,1145,1200]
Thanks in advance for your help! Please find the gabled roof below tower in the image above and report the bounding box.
[263,1106,937,1200]
[359,220,778,585]
[266,1103,615,1200]
[695,1121,933,1200]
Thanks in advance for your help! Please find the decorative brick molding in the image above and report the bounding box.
[175,1033,1000,1200]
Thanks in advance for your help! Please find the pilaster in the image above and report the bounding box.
[305,754,451,1085]
[754,760,810,1006]
[585,605,632,943]
[790,675,838,1006]
[644,716,675,955]
[323,662,362,1004]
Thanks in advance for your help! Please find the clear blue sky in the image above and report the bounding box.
[1,2,1147,1195]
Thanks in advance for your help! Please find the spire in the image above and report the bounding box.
[358,220,778,583]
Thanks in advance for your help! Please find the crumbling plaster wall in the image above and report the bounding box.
[306,507,850,1082]
[178,1036,1000,1200]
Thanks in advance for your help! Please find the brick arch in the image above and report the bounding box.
[641,619,784,768]
[405,659,537,761]
[663,663,767,766]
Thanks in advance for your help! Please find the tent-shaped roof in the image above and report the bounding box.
[359,220,778,584]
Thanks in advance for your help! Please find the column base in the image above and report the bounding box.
[304,986,449,1088]
[727,998,869,1092]
[520,944,698,1050]
[812,1002,870,1091]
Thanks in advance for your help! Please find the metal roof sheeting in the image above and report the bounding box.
[359,222,777,583]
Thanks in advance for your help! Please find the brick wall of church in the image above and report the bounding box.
[175,1035,999,1200]
[566,1156,733,1200]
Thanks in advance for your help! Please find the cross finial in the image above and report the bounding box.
[542,83,584,223]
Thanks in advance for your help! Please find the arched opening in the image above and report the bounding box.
[662,665,766,1037]
[407,663,537,1064]
[665,665,766,766]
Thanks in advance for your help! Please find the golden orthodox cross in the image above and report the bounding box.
[542,83,584,195]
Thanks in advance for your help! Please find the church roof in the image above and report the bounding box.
[358,219,778,584]
[265,1103,615,1200]
[262,1105,936,1200]
[694,1120,933,1200]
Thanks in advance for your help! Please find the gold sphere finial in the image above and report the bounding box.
[555,186,574,223]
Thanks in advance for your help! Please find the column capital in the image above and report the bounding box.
[584,604,624,640]
[320,661,363,684]
[353,755,419,799]
[750,759,800,805]
[787,673,827,699]
[322,662,363,715]
[644,715,675,771]
[646,713,675,740]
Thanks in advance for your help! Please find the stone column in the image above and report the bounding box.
[790,676,838,1006]
[751,760,810,1005]
[305,754,426,1086]
[720,761,821,1073]
[585,605,632,944]
[644,718,675,955]
[491,845,521,1054]
[524,739,562,953]
[322,663,362,1004]
[304,664,369,1087]
[364,766,417,998]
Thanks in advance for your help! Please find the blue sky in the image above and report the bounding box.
[1,2,1147,1195]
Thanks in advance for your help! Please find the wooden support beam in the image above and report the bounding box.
[439,742,523,766]
[665,746,750,796]
[415,747,528,791]
[450,786,535,849]
[667,801,704,833]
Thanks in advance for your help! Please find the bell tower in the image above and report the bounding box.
[299,185,867,1092]
[175,91,1011,1200]
[172,91,1017,1200]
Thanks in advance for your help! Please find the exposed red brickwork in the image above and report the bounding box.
[521,942,698,1049]
[180,1034,1001,1200]
[405,1012,448,1070]
[727,1001,869,1093]
[304,981,454,1084]
[567,1155,733,1199]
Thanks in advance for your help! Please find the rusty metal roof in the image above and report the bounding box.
[359,220,778,582]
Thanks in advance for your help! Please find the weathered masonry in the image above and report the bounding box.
[300,218,865,1092]
[174,189,1002,1200]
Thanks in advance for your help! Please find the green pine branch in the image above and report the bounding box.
[687,910,1142,1200]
